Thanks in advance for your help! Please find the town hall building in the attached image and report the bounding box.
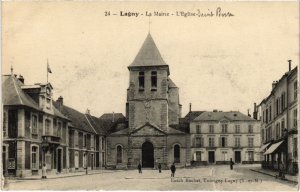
[105,33,191,169]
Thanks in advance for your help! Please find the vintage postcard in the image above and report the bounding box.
[1,1,299,191]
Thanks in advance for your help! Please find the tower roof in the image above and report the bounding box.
[129,33,168,68]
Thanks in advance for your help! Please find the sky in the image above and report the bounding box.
[2,2,299,118]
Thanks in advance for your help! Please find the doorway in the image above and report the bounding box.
[208,151,215,163]
[57,148,62,173]
[235,151,241,163]
[142,142,154,168]
[91,154,94,170]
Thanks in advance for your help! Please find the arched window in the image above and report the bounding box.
[151,71,157,90]
[174,145,180,163]
[117,145,123,164]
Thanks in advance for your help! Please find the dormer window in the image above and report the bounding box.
[151,71,157,91]
[138,72,144,91]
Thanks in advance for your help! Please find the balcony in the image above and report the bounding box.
[42,135,60,144]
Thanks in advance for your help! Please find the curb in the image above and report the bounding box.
[7,171,115,181]
[250,169,298,184]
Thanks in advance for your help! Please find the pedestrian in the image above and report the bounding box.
[170,163,176,177]
[158,163,162,173]
[279,161,285,179]
[230,158,235,170]
[42,163,47,179]
[138,163,142,174]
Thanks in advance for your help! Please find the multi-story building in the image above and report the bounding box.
[189,110,261,165]
[259,61,298,175]
[2,72,106,177]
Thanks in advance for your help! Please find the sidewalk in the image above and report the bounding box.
[6,169,117,181]
[250,167,298,184]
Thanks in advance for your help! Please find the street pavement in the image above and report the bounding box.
[4,164,298,191]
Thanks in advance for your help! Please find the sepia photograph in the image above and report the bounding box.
[1,1,299,191]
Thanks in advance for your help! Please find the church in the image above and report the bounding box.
[106,33,191,169]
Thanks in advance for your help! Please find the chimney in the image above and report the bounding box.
[18,75,24,84]
[253,103,258,120]
[213,109,218,112]
[288,60,292,71]
[247,109,251,117]
[86,108,90,115]
[189,103,192,112]
[272,81,277,89]
[56,96,63,110]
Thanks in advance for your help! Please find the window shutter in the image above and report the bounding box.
[219,137,222,147]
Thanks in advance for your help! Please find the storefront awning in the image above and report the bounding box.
[263,141,284,155]
[259,143,271,152]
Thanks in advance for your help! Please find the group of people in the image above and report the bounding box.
[138,162,176,177]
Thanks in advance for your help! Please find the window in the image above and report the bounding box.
[75,152,79,168]
[46,98,51,110]
[91,135,94,148]
[196,125,201,134]
[209,125,214,133]
[57,122,62,137]
[281,92,286,110]
[276,123,280,139]
[281,119,285,137]
[116,145,123,163]
[138,72,145,90]
[3,112,7,137]
[235,137,241,147]
[294,81,297,101]
[294,109,297,128]
[209,138,215,147]
[222,151,228,161]
[269,106,272,121]
[83,134,87,148]
[248,125,253,133]
[248,137,254,147]
[248,151,254,161]
[45,119,51,135]
[151,71,157,90]
[220,137,227,147]
[221,124,228,133]
[293,138,298,158]
[195,151,201,161]
[235,125,240,133]
[31,115,38,135]
[31,146,38,169]
[174,145,180,163]
[276,99,279,115]
[266,109,269,123]
[263,110,265,123]
[195,137,204,147]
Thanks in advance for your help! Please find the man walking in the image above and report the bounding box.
[230,158,235,170]
[170,163,176,177]
[138,163,142,174]
[158,163,162,173]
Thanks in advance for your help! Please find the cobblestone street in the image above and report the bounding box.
[4,165,298,191]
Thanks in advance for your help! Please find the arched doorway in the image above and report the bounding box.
[142,142,154,168]
[174,145,180,163]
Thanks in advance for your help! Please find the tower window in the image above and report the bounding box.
[151,71,157,90]
[138,72,144,91]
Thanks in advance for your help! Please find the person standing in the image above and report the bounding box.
[158,163,162,173]
[279,161,285,179]
[170,163,176,177]
[138,163,142,174]
[42,164,47,179]
[230,158,235,170]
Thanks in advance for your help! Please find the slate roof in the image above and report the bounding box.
[194,111,257,122]
[53,103,97,134]
[85,114,108,135]
[183,111,205,122]
[168,77,177,88]
[129,33,168,68]
[2,75,40,110]
[99,113,125,122]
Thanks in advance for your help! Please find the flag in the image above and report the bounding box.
[47,62,52,73]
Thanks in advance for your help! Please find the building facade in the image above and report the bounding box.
[259,62,298,175]
[188,111,261,165]
[2,74,106,177]
[106,33,190,169]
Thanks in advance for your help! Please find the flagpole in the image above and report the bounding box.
[47,59,48,83]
